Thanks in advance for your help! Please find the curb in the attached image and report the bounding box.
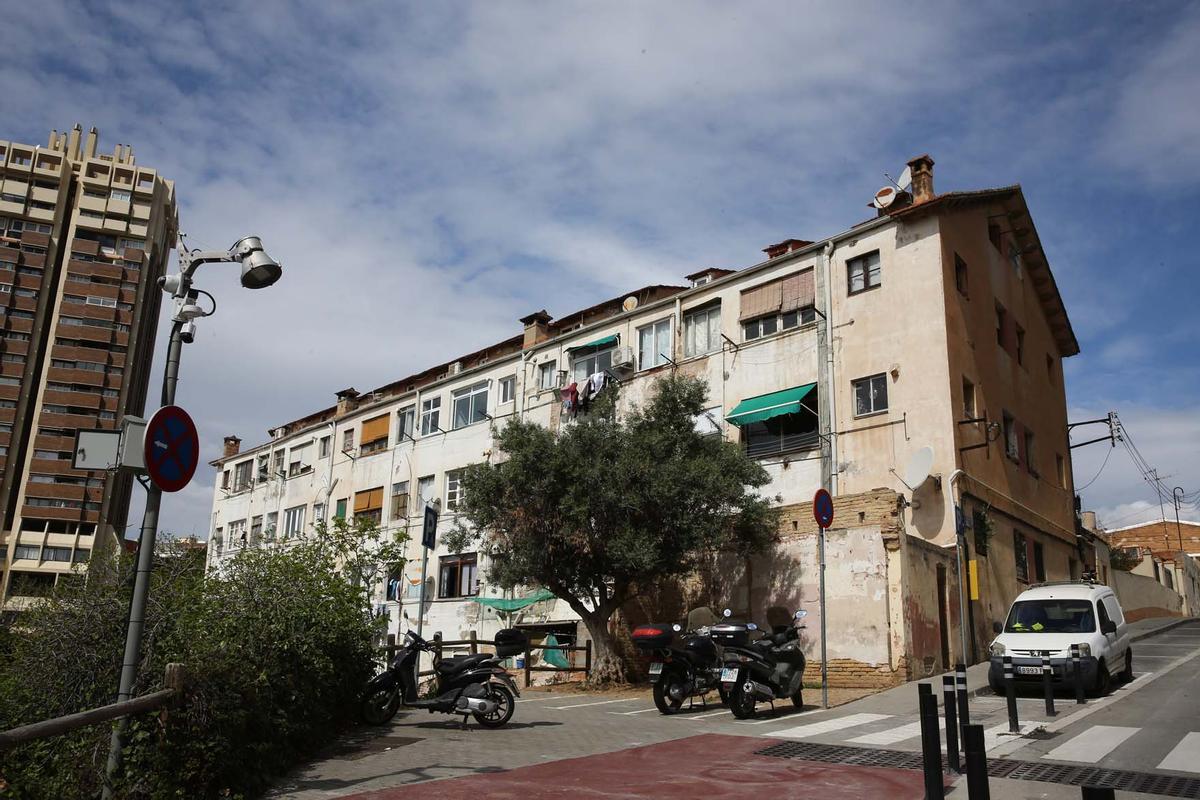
[1130,616,1197,643]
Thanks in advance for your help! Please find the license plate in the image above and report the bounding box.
[649,662,663,676]
[720,667,739,683]
[1016,665,1043,675]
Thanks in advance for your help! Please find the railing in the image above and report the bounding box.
[0,663,186,751]
[383,631,592,687]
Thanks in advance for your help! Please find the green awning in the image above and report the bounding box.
[470,588,556,612]
[726,383,817,427]
[567,334,618,353]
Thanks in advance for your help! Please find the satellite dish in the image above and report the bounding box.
[896,165,912,191]
[872,186,898,209]
[622,296,639,312]
[903,446,934,490]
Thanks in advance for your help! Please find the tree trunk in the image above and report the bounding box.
[580,611,626,685]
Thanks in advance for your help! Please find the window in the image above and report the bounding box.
[694,407,723,436]
[445,470,464,511]
[313,502,325,525]
[1046,354,1055,385]
[221,469,229,489]
[1008,237,1022,274]
[391,481,409,519]
[954,254,968,297]
[334,499,346,520]
[438,553,479,598]
[353,487,384,525]
[265,512,278,539]
[972,509,989,556]
[73,548,90,563]
[741,403,819,458]
[499,376,516,404]
[995,303,1008,350]
[1014,530,1029,583]
[638,319,672,370]
[288,443,310,476]
[360,413,389,454]
[847,251,881,294]
[1015,325,1025,366]
[342,429,355,452]
[988,223,1003,252]
[283,505,305,538]
[1033,541,1046,582]
[1056,454,1067,488]
[232,461,252,491]
[14,544,40,560]
[397,405,415,439]
[853,374,888,417]
[251,516,263,544]
[452,382,489,429]
[572,346,615,384]
[110,189,131,201]
[962,377,976,419]
[420,396,441,435]
[43,546,72,562]
[273,450,284,476]
[684,305,721,357]
[417,475,435,508]
[229,519,247,547]
[1003,411,1018,460]
[1024,429,1036,475]
[538,361,558,390]
[318,436,330,458]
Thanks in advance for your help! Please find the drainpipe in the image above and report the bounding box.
[948,469,969,665]
[821,241,838,495]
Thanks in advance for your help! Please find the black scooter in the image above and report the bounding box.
[714,608,808,719]
[631,607,727,714]
[361,628,525,728]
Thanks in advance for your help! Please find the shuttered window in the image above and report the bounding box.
[354,486,385,525]
[780,270,815,313]
[740,278,783,322]
[360,414,389,453]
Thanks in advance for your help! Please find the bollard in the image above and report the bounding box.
[1071,644,1086,705]
[1041,655,1056,716]
[918,683,945,800]
[942,675,960,774]
[1002,655,1019,733]
[963,723,990,800]
[1080,787,1115,799]
[956,662,971,732]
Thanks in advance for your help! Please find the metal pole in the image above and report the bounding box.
[1071,644,1086,705]
[1002,655,1018,733]
[415,545,430,639]
[962,723,990,800]
[942,675,960,774]
[103,324,184,798]
[956,662,971,730]
[1174,487,1186,553]
[955,526,970,667]
[917,683,944,800]
[819,524,828,709]
[1041,655,1056,717]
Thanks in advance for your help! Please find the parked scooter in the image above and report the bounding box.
[361,628,526,728]
[632,607,728,714]
[714,608,808,719]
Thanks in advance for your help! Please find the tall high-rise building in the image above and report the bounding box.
[0,125,177,617]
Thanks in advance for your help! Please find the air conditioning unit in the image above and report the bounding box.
[611,346,636,371]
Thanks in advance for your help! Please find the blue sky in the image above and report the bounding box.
[3,1,1197,537]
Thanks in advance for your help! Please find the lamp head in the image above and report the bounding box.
[231,236,282,289]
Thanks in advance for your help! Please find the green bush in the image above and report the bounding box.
[0,521,402,799]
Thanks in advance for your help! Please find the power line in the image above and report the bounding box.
[1075,446,1113,491]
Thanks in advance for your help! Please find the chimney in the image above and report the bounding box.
[335,387,360,417]
[67,124,82,159]
[762,238,814,260]
[1081,510,1097,533]
[520,310,553,349]
[84,126,98,160]
[908,154,935,204]
[222,436,242,458]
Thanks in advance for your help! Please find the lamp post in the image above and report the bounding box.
[1174,487,1186,554]
[102,237,282,798]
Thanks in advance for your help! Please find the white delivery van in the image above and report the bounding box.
[988,581,1132,696]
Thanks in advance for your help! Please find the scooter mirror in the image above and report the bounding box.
[723,608,732,617]
[747,623,758,631]
[672,623,682,632]
[795,609,808,619]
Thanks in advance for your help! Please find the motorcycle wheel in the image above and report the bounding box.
[473,683,516,729]
[718,685,731,706]
[653,677,687,714]
[791,688,804,709]
[729,684,757,719]
[361,686,401,725]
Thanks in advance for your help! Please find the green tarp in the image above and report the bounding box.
[470,588,556,612]
[726,383,817,427]
[567,334,618,353]
[542,633,570,668]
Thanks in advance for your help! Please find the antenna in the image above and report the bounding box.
[875,166,914,210]
[872,186,899,209]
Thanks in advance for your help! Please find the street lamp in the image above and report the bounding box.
[103,236,282,798]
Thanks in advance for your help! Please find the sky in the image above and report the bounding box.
[2,1,1197,539]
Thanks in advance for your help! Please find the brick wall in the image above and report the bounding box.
[777,487,903,540]
[1107,521,1200,561]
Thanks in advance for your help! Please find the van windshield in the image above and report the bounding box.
[1004,600,1096,634]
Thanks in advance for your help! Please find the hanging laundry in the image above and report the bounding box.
[585,371,608,401]
[560,382,579,416]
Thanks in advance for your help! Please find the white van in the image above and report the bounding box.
[988,581,1132,696]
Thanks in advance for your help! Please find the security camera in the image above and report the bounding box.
[179,321,196,343]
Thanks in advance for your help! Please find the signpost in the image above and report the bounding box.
[415,503,439,640]
[813,488,834,709]
[143,406,199,493]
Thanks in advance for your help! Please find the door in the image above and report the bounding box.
[1096,598,1119,672]
[936,564,951,671]
[1102,594,1129,666]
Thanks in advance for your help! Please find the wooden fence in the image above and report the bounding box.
[382,631,591,687]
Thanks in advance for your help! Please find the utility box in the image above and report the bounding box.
[118,416,147,471]
[73,429,121,471]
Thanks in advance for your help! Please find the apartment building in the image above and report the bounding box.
[208,156,1080,683]
[0,126,177,616]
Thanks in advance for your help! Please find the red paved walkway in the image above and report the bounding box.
[339,733,932,799]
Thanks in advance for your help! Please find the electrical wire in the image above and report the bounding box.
[1075,446,1113,491]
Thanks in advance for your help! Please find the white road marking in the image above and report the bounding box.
[690,709,734,719]
[848,721,924,745]
[984,722,1039,752]
[547,698,638,709]
[1042,725,1140,764]
[768,712,892,739]
[516,694,585,703]
[607,707,661,716]
[1158,732,1200,774]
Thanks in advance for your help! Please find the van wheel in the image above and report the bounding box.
[1090,659,1111,697]
[1120,651,1134,683]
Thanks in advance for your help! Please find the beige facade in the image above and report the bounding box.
[208,156,1080,681]
[0,126,177,616]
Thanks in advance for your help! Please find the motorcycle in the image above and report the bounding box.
[360,628,525,728]
[631,607,728,714]
[714,608,808,719]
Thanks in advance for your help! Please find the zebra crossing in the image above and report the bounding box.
[765,711,1200,774]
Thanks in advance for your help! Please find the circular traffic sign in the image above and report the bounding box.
[813,488,834,529]
[144,405,199,493]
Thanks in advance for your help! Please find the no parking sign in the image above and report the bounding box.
[143,405,199,492]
